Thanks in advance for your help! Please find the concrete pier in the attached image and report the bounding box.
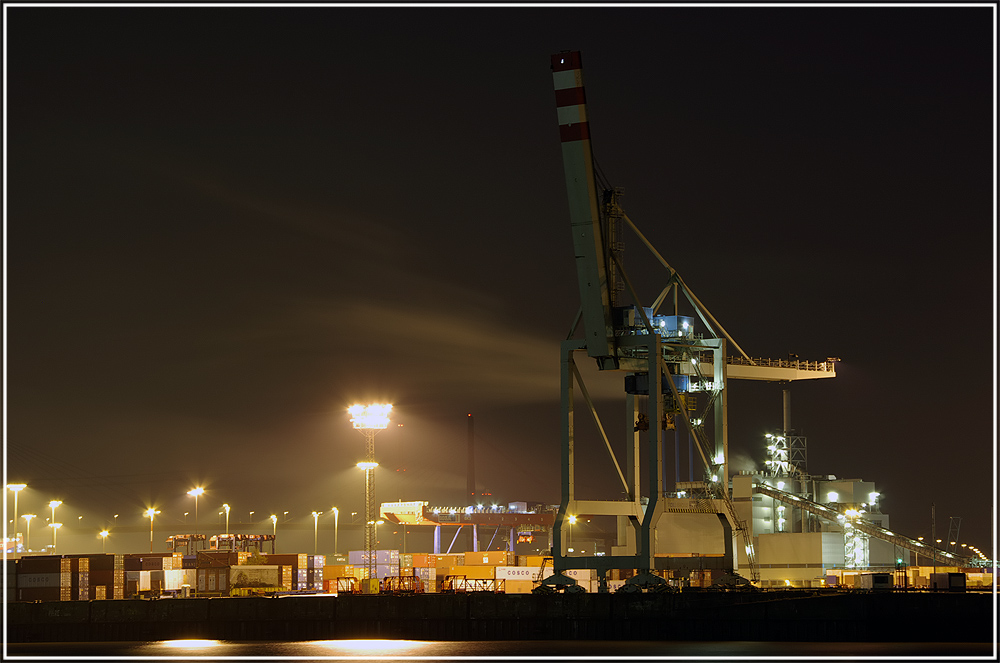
[7,591,992,643]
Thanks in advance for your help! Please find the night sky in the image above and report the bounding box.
[5,5,995,557]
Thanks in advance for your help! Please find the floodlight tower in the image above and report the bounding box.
[349,403,392,591]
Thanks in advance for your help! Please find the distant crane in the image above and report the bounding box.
[542,51,837,592]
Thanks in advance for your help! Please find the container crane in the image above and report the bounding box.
[542,51,837,592]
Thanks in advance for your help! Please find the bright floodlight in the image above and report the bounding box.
[357,461,379,471]
[349,403,393,430]
[187,487,204,497]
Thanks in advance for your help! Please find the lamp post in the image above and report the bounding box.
[349,403,392,591]
[332,507,339,555]
[48,500,62,529]
[144,508,160,552]
[270,514,277,536]
[47,501,62,552]
[249,511,254,525]
[187,488,204,535]
[312,511,322,555]
[23,515,35,555]
[49,523,62,553]
[7,484,26,556]
[100,530,109,553]
[223,504,231,535]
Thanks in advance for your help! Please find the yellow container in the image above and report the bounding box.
[503,579,536,594]
[442,565,495,580]
[465,551,515,566]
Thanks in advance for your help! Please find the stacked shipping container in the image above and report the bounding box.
[15,554,125,601]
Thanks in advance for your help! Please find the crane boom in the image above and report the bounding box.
[551,51,614,364]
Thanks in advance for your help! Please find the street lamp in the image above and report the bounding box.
[7,484,26,556]
[223,504,231,535]
[331,507,339,555]
[144,508,160,553]
[312,511,322,555]
[49,523,62,553]
[270,514,277,536]
[23,515,35,555]
[48,500,62,529]
[187,488,204,535]
[100,530,109,553]
[249,511,254,525]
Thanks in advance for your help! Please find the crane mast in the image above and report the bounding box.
[551,52,616,367]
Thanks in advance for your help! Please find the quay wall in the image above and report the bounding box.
[7,591,993,643]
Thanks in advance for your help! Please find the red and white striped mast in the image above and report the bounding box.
[551,51,615,365]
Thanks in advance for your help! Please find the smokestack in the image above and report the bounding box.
[782,388,792,435]
[467,414,475,503]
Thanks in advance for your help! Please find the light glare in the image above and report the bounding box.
[349,403,393,430]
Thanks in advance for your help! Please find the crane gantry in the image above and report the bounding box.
[542,51,837,592]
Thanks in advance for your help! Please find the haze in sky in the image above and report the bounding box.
[5,4,995,556]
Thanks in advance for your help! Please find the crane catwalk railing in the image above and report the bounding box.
[753,484,971,567]
[728,357,836,372]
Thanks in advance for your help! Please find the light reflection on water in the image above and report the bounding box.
[8,640,994,659]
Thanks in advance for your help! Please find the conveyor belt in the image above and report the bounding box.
[753,483,971,566]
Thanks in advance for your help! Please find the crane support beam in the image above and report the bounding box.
[551,51,614,362]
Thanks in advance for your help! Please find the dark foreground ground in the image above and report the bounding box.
[7,590,994,643]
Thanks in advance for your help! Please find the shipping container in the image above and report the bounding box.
[411,554,437,568]
[858,573,892,590]
[494,566,537,581]
[18,587,62,602]
[324,564,355,580]
[348,550,400,565]
[5,560,17,604]
[17,555,63,574]
[17,572,61,588]
[442,565,495,580]
[230,565,281,588]
[434,554,463,569]
[517,555,550,569]
[198,551,241,567]
[930,572,966,592]
[196,567,230,594]
[503,579,536,594]
[465,551,515,566]
[375,564,400,580]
